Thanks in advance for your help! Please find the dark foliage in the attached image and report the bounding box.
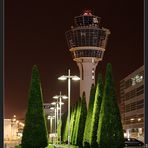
[97,63,124,148]
[77,92,87,147]
[21,65,48,148]
[83,84,96,148]
[90,74,103,148]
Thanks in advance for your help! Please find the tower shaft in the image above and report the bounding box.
[77,60,97,107]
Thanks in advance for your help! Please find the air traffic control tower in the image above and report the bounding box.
[65,10,110,107]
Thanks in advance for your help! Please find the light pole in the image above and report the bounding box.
[53,92,68,144]
[49,106,57,143]
[51,102,60,144]
[58,69,80,148]
[47,115,55,142]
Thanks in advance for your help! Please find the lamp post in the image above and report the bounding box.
[58,69,80,148]
[49,106,57,143]
[51,102,60,144]
[48,115,55,142]
[53,92,68,144]
[50,105,57,137]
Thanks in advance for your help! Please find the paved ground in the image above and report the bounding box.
[124,146,144,148]
[54,145,144,148]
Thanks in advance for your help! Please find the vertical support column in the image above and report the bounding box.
[68,69,71,148]
[126,129,130,138]
[59,91,62,145]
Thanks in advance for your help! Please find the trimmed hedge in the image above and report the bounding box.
[97,63,124,148]
[89,73,103,148]
[83,84,96,148]
[21,65,48,148]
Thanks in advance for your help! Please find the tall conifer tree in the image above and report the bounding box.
[21,65,48,148]
[72,97,81,145]
[63,113,68,143]
[70,105,77,143]
[89,74,103,148]
[83,84,96,148]
[77,92,87,147]
[61,112,67,142]
[97,63,124,148]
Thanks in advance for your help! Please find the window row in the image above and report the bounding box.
[72,50,103,58]
[125,100,144,112]
[66,29,106,48]
[125,85,144,100]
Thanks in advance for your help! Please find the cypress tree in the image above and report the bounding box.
[72,97,81,145]
[70,105,77,143]
[57,120,61,142]
[63,113,68,143]
[83,84,96,148]
[21,65,48,148]
[89,74,103,148]
[77,92,87,147]
[97,63,124,148]
[61,112,68,142]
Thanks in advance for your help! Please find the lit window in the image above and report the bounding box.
[131,74,143,86]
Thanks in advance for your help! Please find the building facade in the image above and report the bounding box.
[120,65,144,142]
[4,118,24,141]
[65,10,110,107]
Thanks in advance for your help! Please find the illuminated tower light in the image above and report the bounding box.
[65,10,110,107]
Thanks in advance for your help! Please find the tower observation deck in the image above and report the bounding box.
[65,10,110,107]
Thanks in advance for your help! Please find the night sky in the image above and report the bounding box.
[5,0,143,120]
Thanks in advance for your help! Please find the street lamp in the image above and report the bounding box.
[50,105,57,135]
[53,92,68,144]
[49,106,57,143]
[58,69,80,148]
[47,116,55,134]
[51,102,60,144]
[47,115,55,142]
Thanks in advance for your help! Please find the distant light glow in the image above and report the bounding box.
[83,10,92,16]
[51,102,56,105]
[50,107,55,110]
[53,95,59,99]
[130,118,134,121]
[60,102,64,105]
[138,118,141,121]
[53,95,68,99]
[48,116,55,120]
[124,133,127,137]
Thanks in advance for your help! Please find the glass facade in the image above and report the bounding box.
[74,15,101,27]
[66,28,106,48]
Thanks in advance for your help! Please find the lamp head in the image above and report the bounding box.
[50,107,55,110]
[62,95,68,99]
[53,95,59,99]
[51,102,56,105]
[58,75,67,80]
[72,76,80,81]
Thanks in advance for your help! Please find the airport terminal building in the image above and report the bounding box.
[120,65,144,142]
